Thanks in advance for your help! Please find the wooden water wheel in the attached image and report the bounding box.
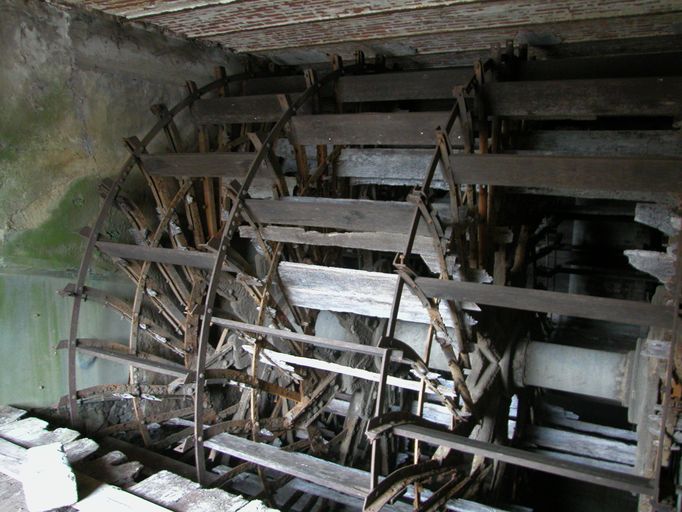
[59,45,682,510]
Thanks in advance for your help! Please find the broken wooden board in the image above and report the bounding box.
[239,225,439,269]
[624,249,676,286]
[244,196,440,236]
[635,203,681,236]
[278,262,479,327]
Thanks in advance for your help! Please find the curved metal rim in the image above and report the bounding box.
[66,71,253,425]
[191,65,350,484]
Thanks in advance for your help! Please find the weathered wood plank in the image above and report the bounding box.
[484,77,682,118]
[142,153,269,178]
[336,68,471,102]
[394,424,653,495]
[239,75,306,96]
[532,450,635,475]
[512,130,682,157]
[290,112,462,146]
[0,406,26,426]
[22,443,78,511]
[514,52,682,81]
[191,95,283,124]
[527,426,636,465]
[74,479,172,512]
[239,225,440,271]
[278,262,671,328]
[417,276,674,328]
[447,154,682,193]
[74,346,188,378]
[205,432,370,498]
[0,417,80,449]
[0,434,170,512]
[0,438,24,479]
[129,470,199,507]
[278,262,478,327]
[245,196,437,236]
[95,240,220,270]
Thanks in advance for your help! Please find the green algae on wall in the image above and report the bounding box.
[0,176,130,272]
[0,271,131,408]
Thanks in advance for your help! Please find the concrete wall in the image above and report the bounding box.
[0,0,243,406]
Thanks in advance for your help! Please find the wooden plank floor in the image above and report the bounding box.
[0,406,277,512]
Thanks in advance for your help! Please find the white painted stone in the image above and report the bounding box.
[21,443,78,512]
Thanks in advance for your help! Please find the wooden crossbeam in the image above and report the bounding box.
[394,424,654,495]
[417,276,674,328]
[336,68,471,102]
[93,240,246,273]
[141,153,269,178]
[279,262,673,328]
[484,76,682,118]
[290,112,462,146]
[72,345,188,378]
[191,95,284,124]
[244,197,440,235]
[204,432,371,499]
[447,154,682,193]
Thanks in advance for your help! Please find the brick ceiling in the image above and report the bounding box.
[70,0,682,65]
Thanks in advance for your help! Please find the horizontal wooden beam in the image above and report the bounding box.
[96,240,216,269]
[244,197,438,236]
[73,345,188,378]
[335,68,471,102]
[278,262,478,327]
[290,112,461,146]
[417,277,674,328]
[238,225,440,272]
[141,153,269,178]
[191,93,311,125]
[513,52,682,81]
[210,317,392,358]
[191,95,282,124]
[278,262,672,328]
[244,346,455,398]
[394,424,653,495]
[94,240,245,273]
[512,130,682,157]
[447,154,682,193]
[205,432,370,499]
[484,76,682,118]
